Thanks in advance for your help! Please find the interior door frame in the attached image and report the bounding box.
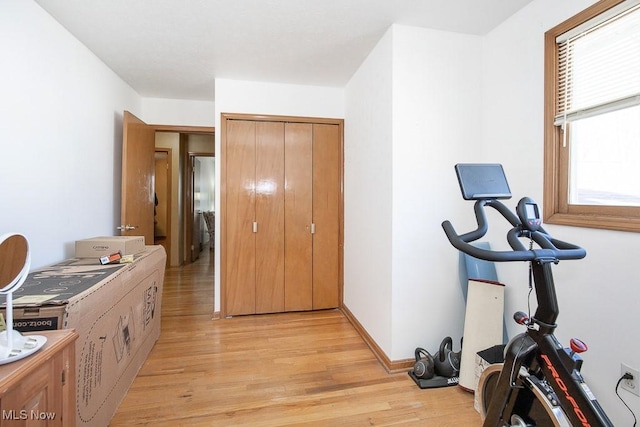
[153,126,214,267]
[220,112,344,318]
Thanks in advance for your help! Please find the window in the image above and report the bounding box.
[544,0,640,232]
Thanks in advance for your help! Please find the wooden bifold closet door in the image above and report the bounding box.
[311,123,341,310]
[223,115,342,316]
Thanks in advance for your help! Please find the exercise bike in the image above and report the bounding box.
[441,164,613,427]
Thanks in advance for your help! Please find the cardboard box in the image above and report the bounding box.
[474,344,506,412]
[12,306,66,332]
[75,235,145,258]
[7,245,166,426]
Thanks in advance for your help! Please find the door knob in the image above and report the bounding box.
[117,224,138,231]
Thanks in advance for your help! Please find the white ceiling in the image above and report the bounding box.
[34,0,533,101]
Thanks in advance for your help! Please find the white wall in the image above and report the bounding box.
[215,79,344,120]
[0,0,140,269]
[213,78,345,312]
[343,29,394,355]
[142,98,215,127]
[391,26,483,360]
[483,0,639,423]
[345,25,484,361]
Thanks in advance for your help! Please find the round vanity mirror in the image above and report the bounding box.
[0,234,29,293]
[0,233,46,363]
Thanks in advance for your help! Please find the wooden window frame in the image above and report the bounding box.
[544,0,640,232]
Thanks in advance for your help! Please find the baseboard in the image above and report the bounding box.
[340,305,413,374]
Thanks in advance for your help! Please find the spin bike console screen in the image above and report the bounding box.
[455,163,511,200]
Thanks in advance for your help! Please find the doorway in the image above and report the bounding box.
[154,130,215,267]
[121,113,215,311]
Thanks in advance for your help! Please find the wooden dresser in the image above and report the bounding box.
[0,330,78,427]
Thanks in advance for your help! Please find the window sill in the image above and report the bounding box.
[545,212,640,233]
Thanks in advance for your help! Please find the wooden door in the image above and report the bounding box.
[121,111,155,243]
[284,123,313,311]
[222,114,342,317]
[225,120,256,315]
[312,123,341,309]
[255,122,285,313]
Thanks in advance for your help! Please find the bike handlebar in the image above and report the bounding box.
[441,199,586,262]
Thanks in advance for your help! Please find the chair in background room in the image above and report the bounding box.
[203,211,215,250]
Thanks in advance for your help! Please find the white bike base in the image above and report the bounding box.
[0,331,47,365]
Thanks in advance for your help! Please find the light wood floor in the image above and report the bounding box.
[110,249,482,426]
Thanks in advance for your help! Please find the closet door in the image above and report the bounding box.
[284,123,313,311]
[223,114,342,317]
[225,120,256,315]
[312,123,341,309]
[255,122,285,313]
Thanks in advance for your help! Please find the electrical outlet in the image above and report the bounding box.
[621,363,640,396]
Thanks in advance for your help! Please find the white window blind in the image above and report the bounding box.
[554,2,640,127]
